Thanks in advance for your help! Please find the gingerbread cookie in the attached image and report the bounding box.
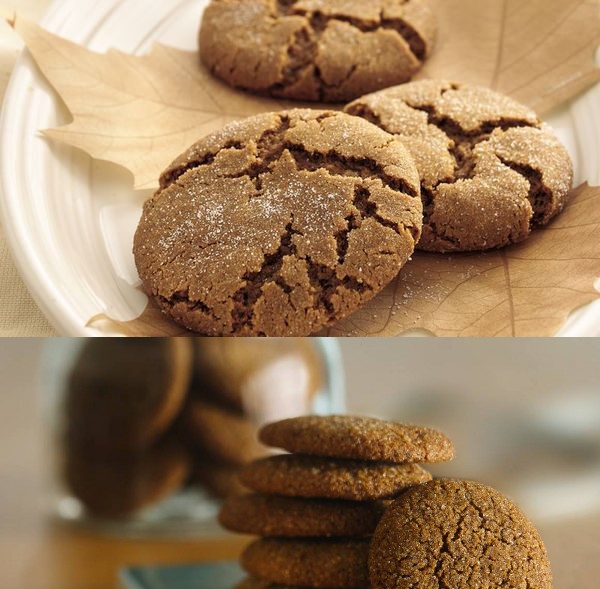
[199,0,437,102]
[260,415,455,463]
[184,399,265,465]
[242,538,370,589]
[240,454,431,500]
[369,479,552,589]
[134,110,422,336]
[219,493,386,537]
[66,339,192,451]
[346,80,573,252]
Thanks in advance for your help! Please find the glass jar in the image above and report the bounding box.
[41,338,344,537]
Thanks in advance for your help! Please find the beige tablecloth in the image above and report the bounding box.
[0,0,55,335]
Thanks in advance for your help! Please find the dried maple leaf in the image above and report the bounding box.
[13,17,292,190]
[87,298,188,337]
[421,0,600,115]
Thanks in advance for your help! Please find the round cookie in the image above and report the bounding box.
[259,415,455,463]
[134,109,422,336]
[346,80,574,252]
[239,454,431,500]
[199,0,437,102]
[183,399,265,465]
[242,538,370,589]
[191,339,323,413]
[219,493,387,537]
[369,479,552,589]
[64,439,191,518]
[66,339,192,452]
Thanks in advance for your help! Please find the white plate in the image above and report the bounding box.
[1,0,599,336]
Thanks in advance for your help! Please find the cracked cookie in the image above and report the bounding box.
[259,415,455,463]
[219,493,387,537]
[239,454,432,500]
[134,109,422,336]
[346,80,574,252]
[199,0,437,103]
[242,538,370,589]
[369,479,552,589]
[66,339,192,452]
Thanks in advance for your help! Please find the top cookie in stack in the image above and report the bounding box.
[219,415,455,589]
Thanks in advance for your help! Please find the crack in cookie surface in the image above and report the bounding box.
[346,81,573,252]
[200,0,436,102]
[370,480,552,589]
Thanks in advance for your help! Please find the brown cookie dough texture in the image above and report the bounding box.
[346,80,574,252]
[219,493,386,537]
[242,538,370,589]
[199,0,437,102]
[369,479,552,589]
[134,110,422,336]
[259,415,455,463]
[184,399,265,465]
[66,339,192,452]
[240,454,432,500]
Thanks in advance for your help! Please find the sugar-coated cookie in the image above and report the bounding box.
[240,454,431,500]
[134,110,422,335]
[369,479,552,589]
[346,80,573,252]
[200,0,437,102]
[260,415,455,463]
[219,493,386,536]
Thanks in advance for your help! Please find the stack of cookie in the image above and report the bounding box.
[219,415,455,589]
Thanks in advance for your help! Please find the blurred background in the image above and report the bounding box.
[2,338,600,588]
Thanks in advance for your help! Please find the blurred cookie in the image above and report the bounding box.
[192,339,323,415]
[200,0,437,102]
[192,457,247,498]
[240,454,431,500]
[184,399,265,465]
[260,415,455,463]
[134,110,422,336]
[64,439,191,518]
[369,479,552,589]
[66,339,192,451]
[346,80,573,252]
[242,538,370,589]
[219,493,386,537]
